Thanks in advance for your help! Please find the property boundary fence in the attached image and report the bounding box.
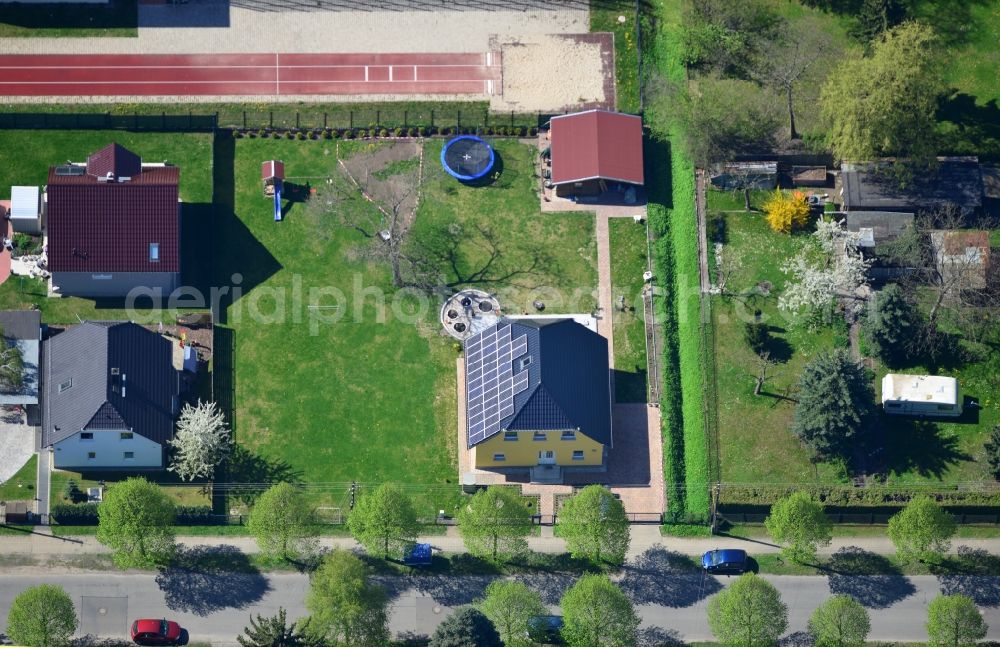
[0,112,218,131]
[720,511,1000,525]
[0,110,543,133]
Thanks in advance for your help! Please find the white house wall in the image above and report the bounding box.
[52,429,164,469]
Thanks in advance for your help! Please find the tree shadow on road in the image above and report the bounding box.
[826,546,916,609]
[936,546,1000,607]
[638,626,685,647]
[155,544,271,616]
[618,548,723,607]
[513,570,580,605]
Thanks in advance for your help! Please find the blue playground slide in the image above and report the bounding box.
[273,183,283,221]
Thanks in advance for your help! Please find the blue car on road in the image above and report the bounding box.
[702,549,748,575]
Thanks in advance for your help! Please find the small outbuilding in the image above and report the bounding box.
[549,110,644,197]
[881,373,962,417]
[710,162,779,191]
[9,186,42,235]
[840,158,984,213]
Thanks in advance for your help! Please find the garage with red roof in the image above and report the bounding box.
[549,110,644,197]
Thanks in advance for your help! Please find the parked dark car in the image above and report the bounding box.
[526,615,564,645]
[131,619,183,646]
[701,549,748,575]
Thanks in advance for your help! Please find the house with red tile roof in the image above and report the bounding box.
[548,110,644,198]
[46,143,181,298]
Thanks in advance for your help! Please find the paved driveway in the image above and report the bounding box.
[0,416,34,483]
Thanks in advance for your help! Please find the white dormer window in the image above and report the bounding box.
[149,243,160,262]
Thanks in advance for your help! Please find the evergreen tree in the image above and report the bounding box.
[428,607,502,647]
[862,284,919,365]
[792,350,875,459]
[983,425,1000,480]
[238,608,316,647]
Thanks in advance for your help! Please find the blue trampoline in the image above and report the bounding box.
[441,135,495,181]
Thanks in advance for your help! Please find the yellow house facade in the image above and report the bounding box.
[464,317,612,482]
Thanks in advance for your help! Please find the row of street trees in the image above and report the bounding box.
[707,574,987,647]
[765,491,958,565]
[89,478,631,569]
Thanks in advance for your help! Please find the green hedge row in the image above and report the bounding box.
[720,485,1000,508]
[643,1,711,523]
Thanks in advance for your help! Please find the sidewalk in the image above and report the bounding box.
[2,525,995,559]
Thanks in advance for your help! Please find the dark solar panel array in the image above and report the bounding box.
[466,324,530,445]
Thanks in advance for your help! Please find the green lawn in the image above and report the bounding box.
[220,137,595,517]
[0,0,137,37]
[711,210,847,487]
[608,218,650,403]
[0,129,213,323]
[0,454,36,501]
[50,470,211,510]
[590,0,641,113]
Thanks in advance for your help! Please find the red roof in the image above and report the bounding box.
[262,160,285,180]
[550,110,644,186]
[87,143,141,179]
[47,157,180,273]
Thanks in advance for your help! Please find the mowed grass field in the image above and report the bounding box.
[0,129,213,322]
[220,138,596,514]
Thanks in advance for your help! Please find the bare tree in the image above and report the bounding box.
[880,206,999,355]
[751,17,834,140]
[750,351,778,396]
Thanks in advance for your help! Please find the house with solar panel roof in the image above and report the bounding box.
[45,143,181,298]
[464,316,612,483]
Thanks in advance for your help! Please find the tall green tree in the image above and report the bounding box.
[306,550,389,647]
[983,424,1000,480]
[765,491,832,563]
[5,585,78,647]
[476,581,547,647]
[96,477,176,568]
[821,22,942,167]
[809,595,871,647]
[853,0,912,44]
[557,485,631,566]
[457,486,531,562]
[887,495,956,564]
[347,484,419,559]
[862,283,920,365]
[791,350,875,460]
[560,575,640,647]
[926,594,988,647]
[708,573,788,647]
[428,607,502,647]
[247,482,318,561]
[238,608,316,647]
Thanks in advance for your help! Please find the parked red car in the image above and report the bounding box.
[131,619,183,646]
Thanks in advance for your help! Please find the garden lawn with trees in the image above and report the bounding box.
[220,137,596,517]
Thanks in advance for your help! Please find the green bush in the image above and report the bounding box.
[661,523,713,537]
[719,485,1000,507]
[393,127,403,137]
[357,129,368,138]
[51,503,99,524]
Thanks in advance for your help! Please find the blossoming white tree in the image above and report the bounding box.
[168,400,232,481]
[779,219,872,315]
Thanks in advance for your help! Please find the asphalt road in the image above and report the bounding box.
[1,566,999,645]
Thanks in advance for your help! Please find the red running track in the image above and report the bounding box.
[0,52,502,96]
